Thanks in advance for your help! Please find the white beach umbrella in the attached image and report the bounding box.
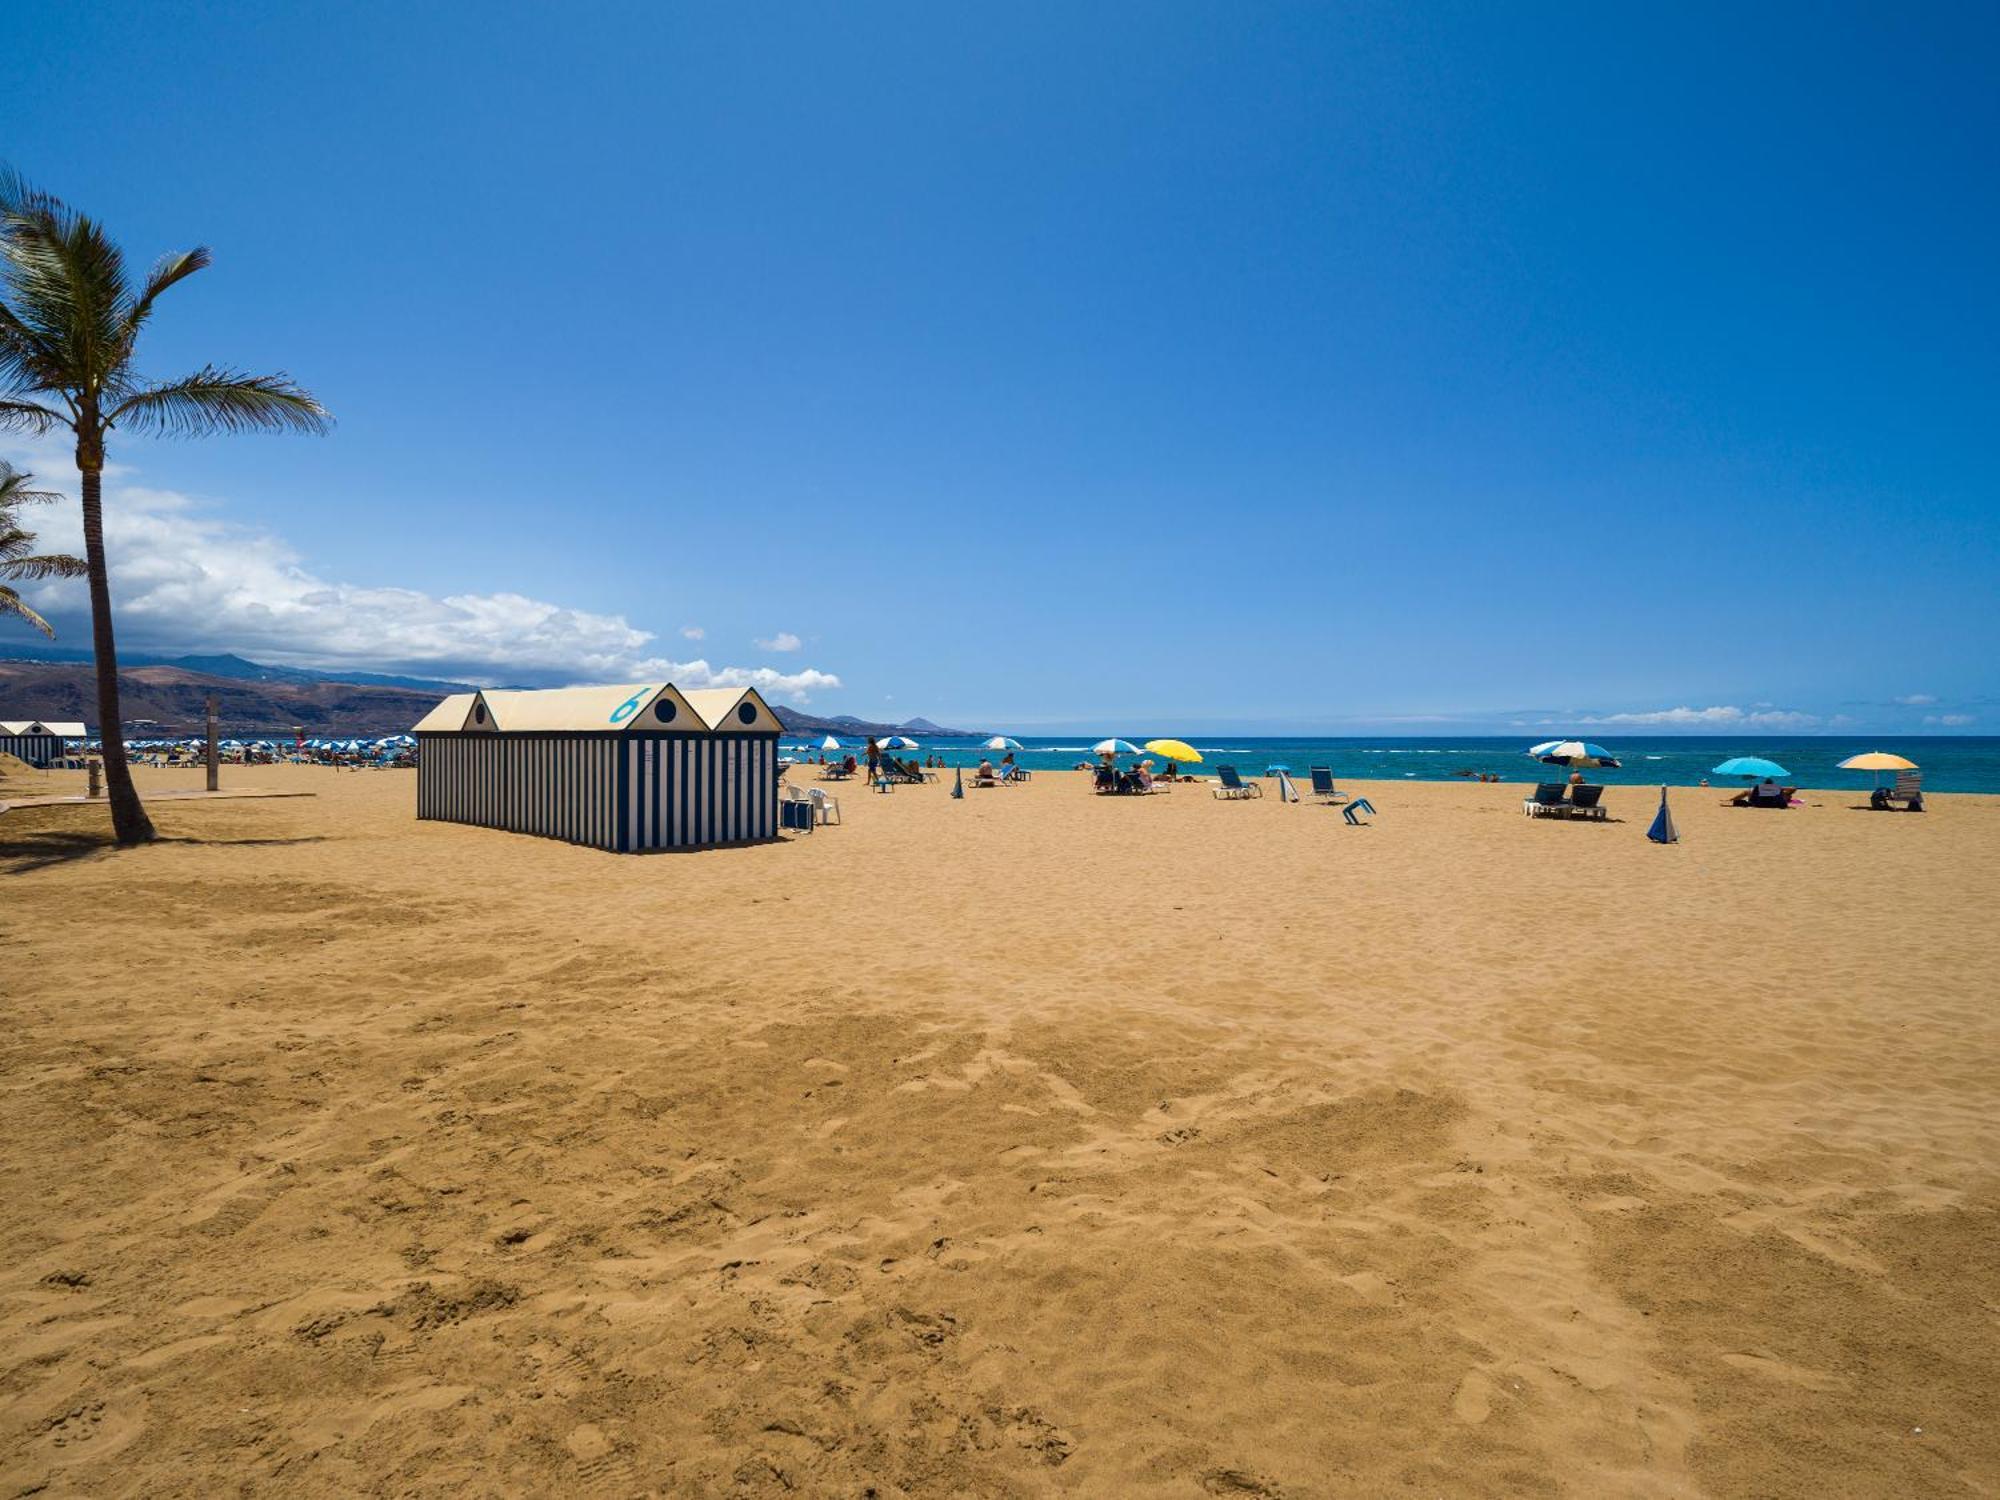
[821,735,842,751]
[879,735,919,750]
[1092,738,1142,755]
[984,736,1023,750]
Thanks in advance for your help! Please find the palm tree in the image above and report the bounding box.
[0,170,329,843]
[0,459,85,636]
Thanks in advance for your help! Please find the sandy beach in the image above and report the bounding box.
[2,762,1996,1498]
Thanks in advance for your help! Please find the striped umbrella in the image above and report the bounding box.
[1527,739,1621,769]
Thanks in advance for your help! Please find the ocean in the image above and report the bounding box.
[791,735,2000,794]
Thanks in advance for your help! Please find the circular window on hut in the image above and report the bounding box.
[737,702,757,725]
[473,701,487,724]
[655,699,677,723]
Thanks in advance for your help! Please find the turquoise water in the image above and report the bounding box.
[794,736,2000,794]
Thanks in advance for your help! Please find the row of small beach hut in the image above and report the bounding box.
[0,720,85,767]
[413,683,784,851]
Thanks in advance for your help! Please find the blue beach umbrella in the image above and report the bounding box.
[983,736,1023,750]
[1527,739,1621,768]
[1092,739,1142,755]
[879,735,920,750]
[1711,756,1789,780]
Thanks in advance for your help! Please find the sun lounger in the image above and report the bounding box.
[1308,767,1348,804]
[1567,784,1607,821]
[1212,765,1262,800]
[1343,797,1377,825]
[1523,782,1570,817]
[1871,770,1924,811]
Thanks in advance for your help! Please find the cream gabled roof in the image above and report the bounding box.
[412,693,481,733]
[413,683,782,734]
[1,720,85,736]
[682,688,783,732]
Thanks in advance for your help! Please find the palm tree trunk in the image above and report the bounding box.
[78,462,155,844]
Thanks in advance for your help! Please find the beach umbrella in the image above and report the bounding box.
[879,735,920,750]
[1837,750,1917,792]
[1527,739,1621,769]
[1264,763,1291,776]
[1711,756,1789,780]
[983,736,1022,751]
[1092,739,1141,755]
[821,735,842,751]
[951,766,964,799]
[1647,786,1678,844]
[1143,738,1203,764]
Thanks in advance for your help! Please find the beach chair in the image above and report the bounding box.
[1343,797,1377,825]
[1567,784,1607,821]
[1522,783,1570,818]
[808,786,841,825]
[779,783,815,833]
[1872,770,1924,811]
[1212,765,1262,800]
[1308,767,1348,804]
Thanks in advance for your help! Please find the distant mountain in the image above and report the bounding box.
[0,659,450,738]
[0,642,476,695]
[0,648,975,740]
[770,708,977,738]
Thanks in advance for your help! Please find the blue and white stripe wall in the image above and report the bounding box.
[0,720,84,768]
[412,684,783,851]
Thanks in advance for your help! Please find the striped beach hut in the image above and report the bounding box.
[0,720,85,767]
[412,683,784,851]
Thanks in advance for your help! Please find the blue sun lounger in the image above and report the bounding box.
[1213,765,1262,800]
[1308,767,1348,804]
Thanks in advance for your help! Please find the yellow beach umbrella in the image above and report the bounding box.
[1838,750,1919,792]
[1836,751,1917,772]
[1144,738,1203,764]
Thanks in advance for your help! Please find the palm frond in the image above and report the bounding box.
[0,547,86,580]
[110,365,331,437]
[0,170,132,400]
[0,582,58,636]
[0,397,66,435]
[0,460,64,505]
[120,247,211,349]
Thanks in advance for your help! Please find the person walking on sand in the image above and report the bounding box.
[865,738,881,783]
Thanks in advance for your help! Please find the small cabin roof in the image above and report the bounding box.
[411,683,778,734]
[682,688,784,733]
[411,693,481,733]
[1,720,85,736]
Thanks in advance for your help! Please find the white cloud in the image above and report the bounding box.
[1566,705,1823,729]
[4,443,841,702]
[755,631,802,653]
[1895,694,1937,707]
[1925,713,1975,727]
[680,625,705,641]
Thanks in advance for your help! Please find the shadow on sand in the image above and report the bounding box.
[0,831,325,876]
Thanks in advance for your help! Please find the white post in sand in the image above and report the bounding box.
[206,694,220,793]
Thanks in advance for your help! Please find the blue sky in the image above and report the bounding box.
[2,1,1994,732]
